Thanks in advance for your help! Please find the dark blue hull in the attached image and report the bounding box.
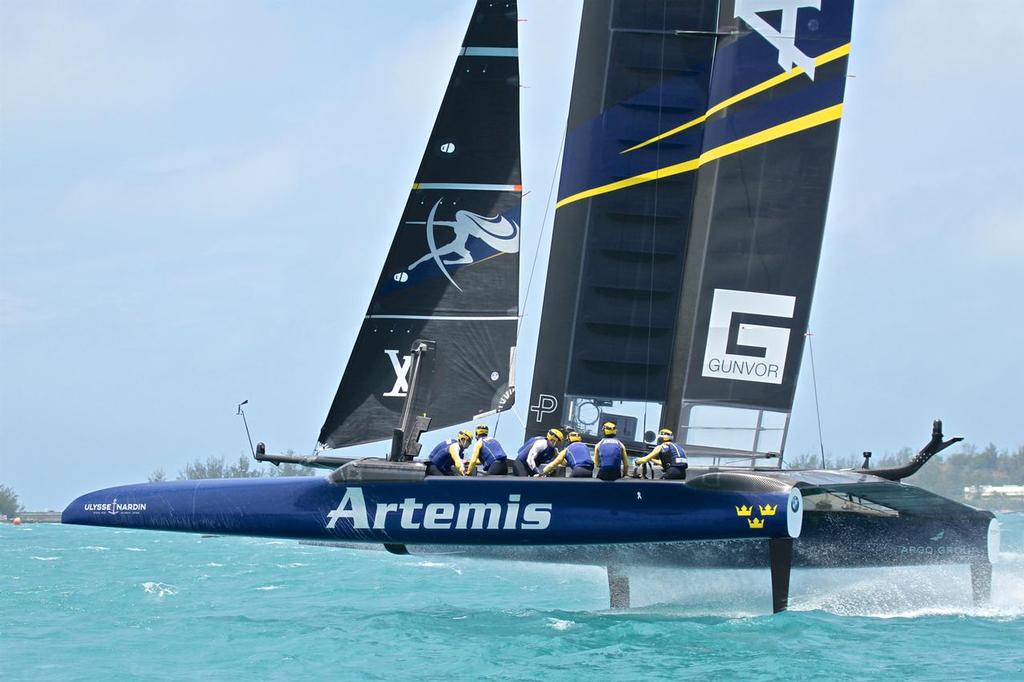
[62,475,800,545]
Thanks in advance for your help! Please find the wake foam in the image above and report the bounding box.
[546,618,575,631]
[141,582,178,597]
[411,561,463,576]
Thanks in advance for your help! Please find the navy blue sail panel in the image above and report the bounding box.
[319,1,520,450]
[670,0,854,439]
[528,0,719,440]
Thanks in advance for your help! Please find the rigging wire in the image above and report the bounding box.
[494,125,568,438]
[805,331,827,468]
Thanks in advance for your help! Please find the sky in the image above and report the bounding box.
[1,1,1022,510]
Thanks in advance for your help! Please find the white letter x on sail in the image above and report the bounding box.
[383,350,412,397]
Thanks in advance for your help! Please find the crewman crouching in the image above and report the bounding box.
[593,422,629,481]
[426,430,471,476]
[634,428,688,480]
[538,431,593,478]
[513,428,563,476]
[465,424,509,475]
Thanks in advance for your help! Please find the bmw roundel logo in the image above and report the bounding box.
[791,496,800,512]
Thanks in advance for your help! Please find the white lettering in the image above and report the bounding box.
[326,488,370,529]
[383,350,413,397]
[399,498,424,529]
[522,503,552,530]
[373,503,398,528]
[325,488,552,532]
[530,394,558,422]
[456,503,502,530]
[423,503,455,529]
[503,494,521,530]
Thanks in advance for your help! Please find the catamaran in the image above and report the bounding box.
[63,0,998,613]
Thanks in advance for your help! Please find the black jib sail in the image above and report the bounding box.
[527,0,853,456]
[318,1,521,450]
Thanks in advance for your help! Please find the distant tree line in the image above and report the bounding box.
[786,443,1024,506]
[149,451,316,482]
[0,484,23,517]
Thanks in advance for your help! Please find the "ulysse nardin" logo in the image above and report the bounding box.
[326,487,551,531]
[83,498,147,515]
[702,289,796,385]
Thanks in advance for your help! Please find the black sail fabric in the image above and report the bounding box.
[527,0,853,451]
[318,1,521,450]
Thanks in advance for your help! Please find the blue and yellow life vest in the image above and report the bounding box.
[477,437,508,467]
[516,436,556,465]
[658,441,688,468]
[564,442,593,469]
[595,438,625,470]
[428,438,462,474]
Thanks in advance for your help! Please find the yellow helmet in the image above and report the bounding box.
[602,421,617,437]
[457,430,472,443]
[546,428,564,442]
[475,424,489,437]
[658,428,674,442]
[567,431,582,443]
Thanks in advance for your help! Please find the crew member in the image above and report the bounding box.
[465,424,509,475]
[538,431,593,478]
[593,422,629,481]
[426,430,471,476]
[634,428,688,480]
[513,428,563,476]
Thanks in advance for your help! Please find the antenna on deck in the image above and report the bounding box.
[236,400,256,459]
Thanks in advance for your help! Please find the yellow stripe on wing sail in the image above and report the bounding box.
[621,43,850,154]
[556,103,843,209]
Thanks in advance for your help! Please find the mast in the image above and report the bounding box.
[318,1,522,450]
[527,0,854,458]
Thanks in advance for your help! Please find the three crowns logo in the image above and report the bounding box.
[736,502,777,530]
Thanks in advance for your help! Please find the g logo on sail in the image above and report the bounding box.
[702,289,795,385]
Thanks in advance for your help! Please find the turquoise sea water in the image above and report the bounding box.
[2,515,1022,681]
